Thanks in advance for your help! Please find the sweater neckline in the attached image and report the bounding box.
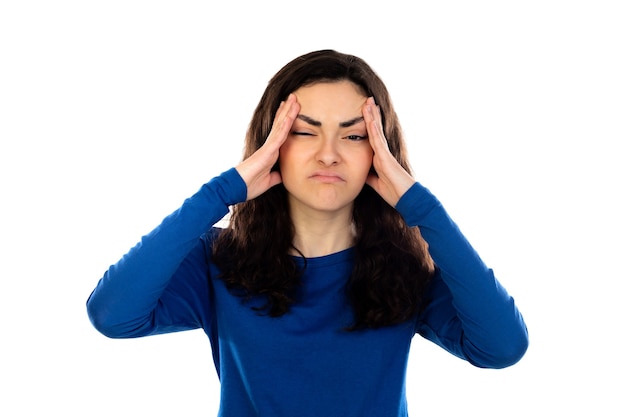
[290,246,354,268]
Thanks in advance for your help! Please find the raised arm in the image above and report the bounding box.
[397,183,528,368]
[362,96,528,368]
[87,95,301,338]
[86,168,247,338]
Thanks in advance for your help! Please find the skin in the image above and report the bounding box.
[235,81,416,257]
[282,86,371,208]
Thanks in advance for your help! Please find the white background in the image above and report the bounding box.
[1,1,624,415]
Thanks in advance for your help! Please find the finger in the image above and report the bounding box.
[363,97,389,154]
[267,94,299,147]
[279,94,300,134]
[272,95,289,126]
[267,170,283,189]
[365,171,380,191]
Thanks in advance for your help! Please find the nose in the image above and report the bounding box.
[316,136,341,166]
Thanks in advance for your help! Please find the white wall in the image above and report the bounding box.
[1,1,624,415]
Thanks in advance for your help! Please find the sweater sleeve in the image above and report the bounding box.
[396,182,528,369]
[86,168,247,338]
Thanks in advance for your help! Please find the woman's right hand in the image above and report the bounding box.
[235,94,300,201]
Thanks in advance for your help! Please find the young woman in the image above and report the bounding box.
[87,49,528,416]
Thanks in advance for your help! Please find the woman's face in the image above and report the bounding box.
[279,80,374,216]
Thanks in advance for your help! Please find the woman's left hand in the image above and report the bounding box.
[363,97,416,207]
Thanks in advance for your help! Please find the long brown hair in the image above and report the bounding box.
[212,50,434,330]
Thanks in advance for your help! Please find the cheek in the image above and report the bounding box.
[359,148,375,172]
[348,152,374,183]
[277,143,290,169]
[278,143,298,175]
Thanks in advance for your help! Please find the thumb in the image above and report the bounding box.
[267,171,283,189]
[365,172,381,194]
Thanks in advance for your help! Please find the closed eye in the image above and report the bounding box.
[292,131,315,136]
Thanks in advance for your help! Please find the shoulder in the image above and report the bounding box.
[201,226,226,250]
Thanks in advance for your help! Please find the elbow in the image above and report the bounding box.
[468,325,530,369]
[487,334,529,369]
[86,293,142,339]
[86,295,121,339]
[86,286,157,339]
[496,319,530,368]
[86,295,155,339]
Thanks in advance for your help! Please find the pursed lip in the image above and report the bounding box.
[309,170,345,183]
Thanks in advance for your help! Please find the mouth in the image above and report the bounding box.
[310,171,345,183]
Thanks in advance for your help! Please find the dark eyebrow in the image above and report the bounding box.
[296,114,321,127]
[339,116,365,128]
[296,114,365,128]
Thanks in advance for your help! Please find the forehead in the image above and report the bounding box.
[292,81,367,112]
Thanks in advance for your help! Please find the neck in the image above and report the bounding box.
[289,208,355,258]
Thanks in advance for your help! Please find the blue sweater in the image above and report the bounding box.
[87,168,528,416]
